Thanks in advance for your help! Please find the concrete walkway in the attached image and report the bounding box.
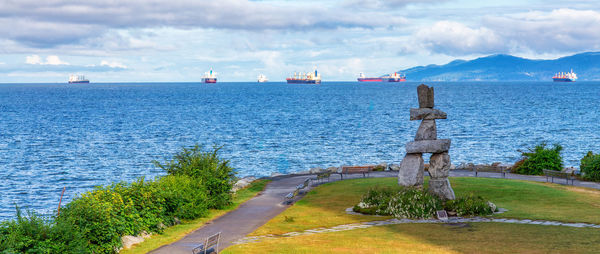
[149,170,600,253]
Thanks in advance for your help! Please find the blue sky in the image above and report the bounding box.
[1,0,599,82]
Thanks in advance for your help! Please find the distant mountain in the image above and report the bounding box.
[399,52,600,81]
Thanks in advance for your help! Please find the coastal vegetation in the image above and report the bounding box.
[0,145,242,254]
[513,143,563,175]
[581,151,600,182]
[227,177,600,253]
[352,187,494,218]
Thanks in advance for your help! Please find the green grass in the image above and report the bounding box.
[231,177,600,253]
[225,222,600,254]
[120,179,269,254]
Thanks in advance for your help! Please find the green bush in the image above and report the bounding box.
[0,208,87,254]
[354,187,495,218]
[514,143,563,175]
[153,145,236,208]
[1,144,237,254]
[353,187,442,219]
[580,151,600,182]
[444,193,495,216]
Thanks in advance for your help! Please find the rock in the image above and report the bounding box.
[428,152,450,178]
[271,172,284,177]
[406,139,451,154]
[449,164,456,170]
[232,176,257,192]
[423,163,429,171]
[409,108,447,121]
[488,201,497,212]
[398,153,424,187]
[562,167,576,174]
[389,163,400,171]
[415,120,437,140]
[121,231,152,250]
[121,235,145,249]
[327,167,338,173]
[428,178,455,200]
[417,84,434,108]
[296,170,310,174]
[374,162,387,171]
[309,167,325,174]
[173,217,181,225]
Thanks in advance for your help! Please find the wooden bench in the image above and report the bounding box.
[339,166,374,180]
[475,166,508,178]
[284,189,300,205]
[296,178,311,191]
[543,169,575,185]
[192,232,221,254]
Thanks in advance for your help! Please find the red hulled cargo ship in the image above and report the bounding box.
[202,69,217,83]
[358,72,406,82]
[286,68,321,84]
[552,69,577,82]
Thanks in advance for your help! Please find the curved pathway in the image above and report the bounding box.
[150,170,600,253]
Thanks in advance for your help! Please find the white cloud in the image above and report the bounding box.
[100,60,127,69]
[484,8,600,53]
[25,55,69,65]
[416,21,506,55]
[0,0,407,47]
[25,55,42,64]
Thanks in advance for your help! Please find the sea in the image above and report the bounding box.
[1,81,599,220]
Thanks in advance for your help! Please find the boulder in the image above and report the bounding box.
[296,170,310,175]
[121,231,151,250]
[449,164,456,170]
[270,172,284,177]
[406,139,451,154]
[417,84,434,108]
[374,162,388,171]
[398,153,424,187]
[232,176,256,192]
[309,167,325,174]
[415,120,437,140]
[389,163,401,171]
[327,167,339,173]
[428,152,450,178]
[409,108,447,121]
[428,178,455,200]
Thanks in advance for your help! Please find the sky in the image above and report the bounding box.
[1,0,600,82]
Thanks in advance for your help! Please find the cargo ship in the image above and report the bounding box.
[553,69,577,82]
[257,74,268,83]
[202,69,217,83]
[358,72,406,82]
[68,74,89,84]
[286,69,321,84]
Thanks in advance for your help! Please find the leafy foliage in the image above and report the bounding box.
[580,151,600,182]
[0,145,236,254]
[354,187,495,218]
[153,145,236,208]
[353,187,442,219]
[444,193,495,216]
[514,143,563,175]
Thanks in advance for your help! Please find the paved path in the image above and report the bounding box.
[150,170,600,253]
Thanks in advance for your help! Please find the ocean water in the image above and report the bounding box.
[1,81,599,219]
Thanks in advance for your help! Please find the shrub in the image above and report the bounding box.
[153,145,236,208]
[514,143,563,175]
[0,208,87,254]
[444,193,495,216]
[580,151,600,182]
[353,187,442,219]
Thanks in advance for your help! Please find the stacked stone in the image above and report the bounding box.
[398,84,455,200]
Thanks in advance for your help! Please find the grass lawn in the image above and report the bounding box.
[120,179,269,254]
[229,177,600,253]
[225,222,600,254]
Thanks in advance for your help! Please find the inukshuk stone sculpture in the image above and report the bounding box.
[398,84,455,200]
